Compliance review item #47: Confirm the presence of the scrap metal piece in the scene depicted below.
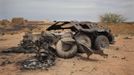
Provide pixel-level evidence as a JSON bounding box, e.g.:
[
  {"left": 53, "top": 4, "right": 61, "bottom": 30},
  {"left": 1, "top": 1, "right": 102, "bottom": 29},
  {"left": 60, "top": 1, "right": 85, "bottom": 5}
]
[{"left": 21, "top": 48, "right": 56, "bottom": 70}]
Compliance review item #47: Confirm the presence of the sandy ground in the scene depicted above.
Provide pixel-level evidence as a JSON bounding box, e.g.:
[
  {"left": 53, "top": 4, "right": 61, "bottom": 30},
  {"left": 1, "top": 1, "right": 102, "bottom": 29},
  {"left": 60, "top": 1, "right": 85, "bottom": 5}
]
[{"left": 0, "top": 33, "right": 134, "bottom": 75}]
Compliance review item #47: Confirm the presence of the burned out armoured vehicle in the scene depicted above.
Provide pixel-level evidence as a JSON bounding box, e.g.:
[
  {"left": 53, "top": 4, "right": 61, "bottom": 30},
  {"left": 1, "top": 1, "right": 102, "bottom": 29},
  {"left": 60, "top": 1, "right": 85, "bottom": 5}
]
[{"left": 21, "top": 21, "right": 114, "bottom": 58}]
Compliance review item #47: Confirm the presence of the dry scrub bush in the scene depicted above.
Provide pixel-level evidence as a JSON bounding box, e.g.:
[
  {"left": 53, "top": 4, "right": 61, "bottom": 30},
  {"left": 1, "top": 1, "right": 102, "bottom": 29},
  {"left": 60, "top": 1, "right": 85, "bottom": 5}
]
[{"left": 100, "top": 13, "right": 126, "bottom": 23}]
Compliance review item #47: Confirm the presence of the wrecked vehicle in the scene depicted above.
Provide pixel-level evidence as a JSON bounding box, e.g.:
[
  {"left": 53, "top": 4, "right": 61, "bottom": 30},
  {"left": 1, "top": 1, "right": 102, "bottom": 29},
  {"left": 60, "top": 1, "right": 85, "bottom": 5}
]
[{"left": 21, "top": 21, "right": 114, "bottom": 58}]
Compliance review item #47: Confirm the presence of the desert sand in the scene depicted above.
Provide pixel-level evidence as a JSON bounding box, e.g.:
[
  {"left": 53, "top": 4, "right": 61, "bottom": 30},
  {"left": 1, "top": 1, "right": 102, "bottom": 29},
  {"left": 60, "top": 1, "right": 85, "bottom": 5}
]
[{"left": 0, "top": 32, "right": 134, "bottom": 75}]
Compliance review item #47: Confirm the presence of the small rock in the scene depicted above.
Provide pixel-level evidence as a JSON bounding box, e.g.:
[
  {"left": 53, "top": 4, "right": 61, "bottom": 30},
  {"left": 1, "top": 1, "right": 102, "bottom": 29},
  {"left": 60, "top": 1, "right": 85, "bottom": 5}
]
[
  {"left": 123, "top": 37, "right": 132, "bottom": 39},
  {"left": 115, "top": 47, "right": 120, "bottom": 50},
  {"left": 0, "top": 60, "right": 12, "bottom": 66},
  {"left": 2, "top": 32, "right": 5, "bottom": 35},
  {"left": 73, "top": 63, "right": 75, "bottom": 66},
  {"left": 112, "top": 56, "right": 118, "bottom": 58},
  {"left": 121, "top": 57, "right": 126, "bottom": 60},
  {"left": 1, "top": 57, "right": 7, "bottom": 59},
  {"left": 70, "top": 71, "right": 74, "bottom": 75}
]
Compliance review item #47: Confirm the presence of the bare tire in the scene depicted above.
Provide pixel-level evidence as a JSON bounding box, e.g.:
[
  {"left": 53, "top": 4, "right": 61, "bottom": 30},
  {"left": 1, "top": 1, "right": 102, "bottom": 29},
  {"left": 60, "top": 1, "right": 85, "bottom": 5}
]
[
  {"left": 56, "top": 38, "right": 77, "bottom": 58},
  {"left": 94, "top": 35, "right": 109, "bottom": 50},
  {"left": 75, "top": 34, "right": 91, "bottom": 53}
]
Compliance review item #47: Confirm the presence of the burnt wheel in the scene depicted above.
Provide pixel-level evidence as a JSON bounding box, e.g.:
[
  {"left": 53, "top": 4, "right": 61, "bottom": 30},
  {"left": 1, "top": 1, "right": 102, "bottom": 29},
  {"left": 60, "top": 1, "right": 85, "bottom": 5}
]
[
  {"left": 75, "top": 34, "right": 91, "bottom": 53},
  {"left": 56, "top": 38, "right": 77, "bottom": 58},
  {"left": 94, "top": 35, "right": 109, "bottom": 50}
]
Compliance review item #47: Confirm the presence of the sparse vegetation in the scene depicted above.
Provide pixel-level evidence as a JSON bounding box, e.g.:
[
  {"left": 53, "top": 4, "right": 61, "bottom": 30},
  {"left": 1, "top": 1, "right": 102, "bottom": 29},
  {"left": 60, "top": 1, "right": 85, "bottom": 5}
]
[
  {"left": 1, "top": 19, "right": 10, "bottom": 25},
  {"left": 100, "top": 13, "right": 126, "bottom": 23}
]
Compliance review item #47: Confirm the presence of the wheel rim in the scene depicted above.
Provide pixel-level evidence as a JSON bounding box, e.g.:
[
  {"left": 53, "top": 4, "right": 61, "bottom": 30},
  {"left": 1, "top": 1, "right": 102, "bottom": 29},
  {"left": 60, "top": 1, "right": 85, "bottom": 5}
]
[
  {"left": 61, "top": 41, "right": 74, "bottom": 51},
  {"left": 100, "top": 37, "right": 109, "bottom": 49}
]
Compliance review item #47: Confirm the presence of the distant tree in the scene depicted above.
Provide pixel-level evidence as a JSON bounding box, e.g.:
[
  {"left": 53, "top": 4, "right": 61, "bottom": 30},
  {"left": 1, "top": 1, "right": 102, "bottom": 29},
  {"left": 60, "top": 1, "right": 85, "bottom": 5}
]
[{"left": 100, "top": 13, "right": 126, "bottom": 23}]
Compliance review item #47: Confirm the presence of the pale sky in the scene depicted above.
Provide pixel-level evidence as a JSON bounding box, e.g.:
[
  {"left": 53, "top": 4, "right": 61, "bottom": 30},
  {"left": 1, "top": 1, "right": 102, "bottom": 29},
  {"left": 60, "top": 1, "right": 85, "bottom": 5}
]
[{"left": 0, "top": 0, "right": 134, "bottom": 21}]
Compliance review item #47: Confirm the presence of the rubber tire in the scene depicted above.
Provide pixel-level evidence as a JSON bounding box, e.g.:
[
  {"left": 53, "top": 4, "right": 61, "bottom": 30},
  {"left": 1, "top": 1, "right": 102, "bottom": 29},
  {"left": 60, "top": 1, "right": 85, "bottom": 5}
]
[
  {"left": 56, "top": 38, "right": 77, "bottom": 58},
  {"left": 75, "top": 34, "right": 91, "bottom": 53},
  {"left": 94, "top": 35, "right": 109, "bottom": 50}
]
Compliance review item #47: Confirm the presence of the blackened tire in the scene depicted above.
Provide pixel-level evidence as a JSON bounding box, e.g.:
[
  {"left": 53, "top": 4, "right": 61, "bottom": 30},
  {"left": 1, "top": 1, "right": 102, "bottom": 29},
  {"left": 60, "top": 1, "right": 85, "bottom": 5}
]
[
  {"left": 94, "top": 35, "right": 109, "bottom": 50},
  {"left": 75, "top": 34, "right": 91, "bottom": 53},
  {"left": 56, "top": 38, "right": 77, "bottom": 58}
]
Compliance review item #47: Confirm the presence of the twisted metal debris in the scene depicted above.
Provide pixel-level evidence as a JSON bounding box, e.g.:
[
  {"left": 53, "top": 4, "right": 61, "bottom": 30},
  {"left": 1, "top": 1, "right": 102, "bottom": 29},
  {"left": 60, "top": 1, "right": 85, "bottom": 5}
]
[
  {"left": 20, "top": 32, "right": 57, "bottom": 70},
  {"left": 21, "top": 50, "right": 56, "bottom": 70}
]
